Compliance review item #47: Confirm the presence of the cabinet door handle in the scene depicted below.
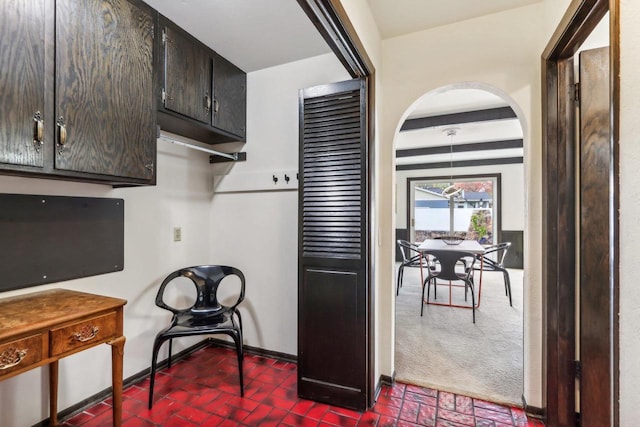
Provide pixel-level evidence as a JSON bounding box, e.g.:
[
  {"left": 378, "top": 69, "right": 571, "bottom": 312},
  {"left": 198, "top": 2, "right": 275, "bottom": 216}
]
[
  {"left": 205, "top": 94, "right": 212, "bottom": 111},
  {"left": 56, "top": 116, "right": 67, "bottom": 154},
  {"left": 33, "top": 111, "right": 44, "bottom": 151},
  {"left": 56, "top": 117, "right": 67, "bottom": 145},
  {"left": 213, "top": 99, "right": 219, "bottom": 114}
]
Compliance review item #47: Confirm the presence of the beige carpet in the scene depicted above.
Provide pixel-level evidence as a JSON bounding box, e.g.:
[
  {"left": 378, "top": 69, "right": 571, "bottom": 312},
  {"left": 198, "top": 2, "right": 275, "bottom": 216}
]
[{"left": 394, "top": 264, "right": 524, "bottom": 406}]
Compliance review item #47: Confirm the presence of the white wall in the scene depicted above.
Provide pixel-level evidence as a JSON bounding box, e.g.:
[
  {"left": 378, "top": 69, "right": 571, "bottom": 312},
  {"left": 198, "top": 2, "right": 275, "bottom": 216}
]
[
  {"left": 208, "top": 53, "right": 350, "bottom": 355},
  {"left": 0, "top": 52, "right": 349, "bottom": 427},
  {"left": 618, "top": 1, "right": 640, "bottom": 423},
  {"left": 396, "top": 164, "right": 525, "bottom": 231},
  {"left": 376, "top": 2, "right": 559, "bottom": 409},
  {"left": 0, "top": 140, "right": 216, "bottom": 427},
  {"left": 336, "top": 0, "right": 384, "bottom": 388}
]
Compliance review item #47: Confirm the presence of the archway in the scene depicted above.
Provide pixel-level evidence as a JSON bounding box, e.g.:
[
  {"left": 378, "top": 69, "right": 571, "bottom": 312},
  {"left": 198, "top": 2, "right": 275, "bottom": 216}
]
[{"left": 393, "top": 82, "right": 528, "bottom": 405}]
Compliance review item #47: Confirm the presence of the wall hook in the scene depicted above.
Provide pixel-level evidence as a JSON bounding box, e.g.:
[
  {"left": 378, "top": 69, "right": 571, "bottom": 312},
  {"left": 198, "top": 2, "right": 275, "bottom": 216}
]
[
  {"left": 284, "top": 174, "right": 290, "bottom": 183},
  {"left": 273, "top": 175, "right": 278, "bottom": 184}
]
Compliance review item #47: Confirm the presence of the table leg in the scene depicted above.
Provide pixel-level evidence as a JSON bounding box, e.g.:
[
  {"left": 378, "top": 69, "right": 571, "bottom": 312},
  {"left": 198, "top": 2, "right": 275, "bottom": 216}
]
[
  {"left": 49, "top": 360, "right": 59, "bottom": 426},
  {"left": 109, "top": 336, "right": 126, "bottom": 427}
]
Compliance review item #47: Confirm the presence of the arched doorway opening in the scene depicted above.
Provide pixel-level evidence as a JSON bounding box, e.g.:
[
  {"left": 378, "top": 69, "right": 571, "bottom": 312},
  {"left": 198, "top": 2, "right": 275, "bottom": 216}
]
[{"left": 393, "top": 82, "right": 527, "bottom": 405}]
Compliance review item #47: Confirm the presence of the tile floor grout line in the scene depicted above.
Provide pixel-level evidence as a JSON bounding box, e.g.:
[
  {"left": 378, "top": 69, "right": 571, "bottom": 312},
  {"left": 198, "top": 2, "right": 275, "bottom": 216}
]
[{"left": 59, "top": 346, "right": 540, "bottom": 427}]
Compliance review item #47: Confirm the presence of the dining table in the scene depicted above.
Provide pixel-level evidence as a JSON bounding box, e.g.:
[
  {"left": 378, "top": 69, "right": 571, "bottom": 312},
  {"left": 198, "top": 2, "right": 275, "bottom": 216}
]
[{"left": 417, "top": 239, "right": 486, "bottom": 309}]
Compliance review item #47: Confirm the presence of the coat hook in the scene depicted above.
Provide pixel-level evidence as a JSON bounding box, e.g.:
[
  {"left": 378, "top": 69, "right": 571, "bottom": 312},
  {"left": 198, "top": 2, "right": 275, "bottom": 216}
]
[
  {"left": 284, "top": 174, "right": 290, "bottom": 183},
  {"left": 273, "top": 175, "right": 278, "bottom": 184}
]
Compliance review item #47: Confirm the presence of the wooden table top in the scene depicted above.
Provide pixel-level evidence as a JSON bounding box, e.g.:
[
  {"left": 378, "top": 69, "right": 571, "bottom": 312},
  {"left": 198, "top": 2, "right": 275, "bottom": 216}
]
[{"left": 0, "top": 289, "right": 127, "bottom": 341}]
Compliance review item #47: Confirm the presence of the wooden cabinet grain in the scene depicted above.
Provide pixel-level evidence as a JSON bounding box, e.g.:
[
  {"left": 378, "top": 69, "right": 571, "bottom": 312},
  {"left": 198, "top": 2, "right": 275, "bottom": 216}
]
[
  {"left": 162, "top": 23, "right": 212, "bottom": 124},
  {"left": 213, "top": 54, "right": 246, "bottom": 139},
  {"left": 0, "top": 0, "right": 46, "bottom": 169},
  {"left": 0, "top": 0, "right": 157, "bottom": 185},
  {"left": 158, "top": 17, "right": 246, "bottom": 144}
]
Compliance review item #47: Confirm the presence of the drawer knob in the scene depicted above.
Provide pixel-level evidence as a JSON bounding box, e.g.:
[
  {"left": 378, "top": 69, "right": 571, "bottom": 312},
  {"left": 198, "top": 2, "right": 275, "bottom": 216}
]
[
  {"left": 72, "top": 325, "right": 100, "bottom": 342},
  {"left": 0, "top": 347, "right": 28, "bottom": 370}
]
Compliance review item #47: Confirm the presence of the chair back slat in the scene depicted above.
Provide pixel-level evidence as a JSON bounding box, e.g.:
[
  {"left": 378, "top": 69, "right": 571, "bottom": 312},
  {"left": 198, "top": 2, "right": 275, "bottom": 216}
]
[
  {"left": 156, "top": 265, "right": 246, "bottom": 316},
  {"left": 481, "top": 242, "right": 511, "bottom": 268},
  {"left": 425, "top": 249, "right": 476, "bottom": 281},
  {"left": 397, "top": 239, "right": 420, "bottom": 263}
]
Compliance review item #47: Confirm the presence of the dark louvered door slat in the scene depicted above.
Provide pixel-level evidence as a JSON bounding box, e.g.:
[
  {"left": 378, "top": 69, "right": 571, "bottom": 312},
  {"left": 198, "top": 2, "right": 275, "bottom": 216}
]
[{"left": 298, "top": 79, "right": 370, "bottom": 410}]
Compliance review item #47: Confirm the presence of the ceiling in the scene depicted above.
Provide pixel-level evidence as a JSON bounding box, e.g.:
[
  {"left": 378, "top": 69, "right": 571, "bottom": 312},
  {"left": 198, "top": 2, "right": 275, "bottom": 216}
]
[
  {"left": 367, "top": 0, "right": 544, "bottom": 39},
  {"left": 395, "top": 89, "right": 523, "bottom": 169},
  {"left": 142, "top": 0, "right": 331, "bottom": 72},
  {"left": 143, "top": 1, "right": 546, "bottom": 72},
  {"left": 144, "top": 1, "right": 529, "bottom": 169}
]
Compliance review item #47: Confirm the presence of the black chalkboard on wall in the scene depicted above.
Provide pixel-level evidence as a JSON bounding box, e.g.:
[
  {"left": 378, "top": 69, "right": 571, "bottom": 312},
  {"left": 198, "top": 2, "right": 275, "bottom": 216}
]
[{"left": 0, "top": 194, "right": 124, "bottom": 292}]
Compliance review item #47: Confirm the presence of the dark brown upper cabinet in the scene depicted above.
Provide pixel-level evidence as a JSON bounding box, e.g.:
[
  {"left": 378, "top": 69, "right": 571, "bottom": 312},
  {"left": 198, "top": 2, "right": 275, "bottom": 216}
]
[
  {"left": 162, "top": 23, "right": 212, "bottom": 125},
  {"left": 0, "top": 0, "right": 157, "bottom": 185},
  {"left": 158, "top": 16, "right": 246, "bottom": 144},
  {"left": 213, "top": 54, "right": 247, "bottom": 139},
  {"left": 0, "top": 0, "right": 46, "bottom": 170}
]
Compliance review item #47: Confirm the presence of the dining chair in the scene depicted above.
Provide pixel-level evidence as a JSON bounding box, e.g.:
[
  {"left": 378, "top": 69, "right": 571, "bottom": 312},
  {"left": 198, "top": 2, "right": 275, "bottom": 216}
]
[
  {"left": 474, "top": 242, "right": 512, "bottom": 306},
  {"left": 148, "top": 265, "right": 245, "bottom": 409},
  {"left": 421, "top": 249, "right": 478, "bottom": 323},
  {"left": 396, "top": 240, "right": 430, "bottom": 295}
]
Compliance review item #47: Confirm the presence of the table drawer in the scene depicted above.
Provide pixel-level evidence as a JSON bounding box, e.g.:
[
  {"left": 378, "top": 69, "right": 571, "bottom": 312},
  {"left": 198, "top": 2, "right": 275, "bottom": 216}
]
[
  {"left": 0, "top": 334, "right": 43, "bottom": 378},
  {"left": 51, "top": 312, "right": 117, "bottom": 356}
]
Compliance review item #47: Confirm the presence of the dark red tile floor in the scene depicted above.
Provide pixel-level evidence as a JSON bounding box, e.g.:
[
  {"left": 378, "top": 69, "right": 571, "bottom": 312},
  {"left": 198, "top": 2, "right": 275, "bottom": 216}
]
[{"left": 62, "top": 346, "right": 544, "bottom": 427}]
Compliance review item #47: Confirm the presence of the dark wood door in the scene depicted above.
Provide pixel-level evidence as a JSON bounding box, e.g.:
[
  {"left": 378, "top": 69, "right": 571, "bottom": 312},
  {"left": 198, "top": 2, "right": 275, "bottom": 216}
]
[
  {"left": 55, "top": 0, "right": 156, "bottom": 180},
  {"left": 579, "top": 46, "right": 612, "bottom": 427},
  {"left": 298, "top": 79, "right": 370, "bottom": 411},
  {"left": 162, "top": 23, "right": 212, "bottom": 125},
  {"left": 0, "top": 0, "right": 46, "bottom": 168},
  {"left": 213, "top": 54, "right": 246, "bottom": 139}
]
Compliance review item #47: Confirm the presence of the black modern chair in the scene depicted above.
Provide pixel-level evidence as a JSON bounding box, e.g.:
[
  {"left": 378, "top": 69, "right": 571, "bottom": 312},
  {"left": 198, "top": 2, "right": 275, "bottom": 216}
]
[
  {"left": 474, "top": 242, "right": 512, "bottom": 306},
  {"left": 396, "top": 240, "right": 430, "bottom": 295},
  {"left": 421, "top": 249, "right": 478, "bottom": 323},
  {"left": 148, "top": 265, "right": 245, "bottom": 409}
]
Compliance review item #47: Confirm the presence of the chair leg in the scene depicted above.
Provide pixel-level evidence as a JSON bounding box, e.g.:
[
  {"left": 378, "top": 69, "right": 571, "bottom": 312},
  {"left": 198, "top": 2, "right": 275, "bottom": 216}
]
[
  {"left": 149, "top": 336, "right": 166, "bottom": 409},
  {"left": 396, "top": 265, "right": 404, "bottom": 296},
  {"left": 229, "top": 330, "right": 244, "bottom": 397},
  {"left": 469, "top": 281, "right": 476, "bottom": 324},
  {"left": 504, "top": 270, "right": 512, "bottom": 306},
  {"left": 235, "top": 310, "right": 244, "bottom": 336},
  {"left": 167, "top": 339, "right": 173, "bottom": 369}
]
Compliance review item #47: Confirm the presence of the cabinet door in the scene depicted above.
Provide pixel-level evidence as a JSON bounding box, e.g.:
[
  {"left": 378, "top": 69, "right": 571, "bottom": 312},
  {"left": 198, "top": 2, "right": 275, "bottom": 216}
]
[
  {"left": 163, "top": 25, "right": 212, "bottom": 124},
  {"left": 0, "top": 0, "right": 46, "bottom": 168},
  {"left": 213, "top": 55, "right": 246, "bottom": 139},
  {"left": 55, "top": 0, "right": 155, "bottom": 180}
]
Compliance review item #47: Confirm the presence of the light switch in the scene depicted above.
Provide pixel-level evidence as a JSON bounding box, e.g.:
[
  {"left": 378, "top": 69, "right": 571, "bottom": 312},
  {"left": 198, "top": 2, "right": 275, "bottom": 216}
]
[{"left": 173, "top": 227, "right": 182, "bottom": 242}]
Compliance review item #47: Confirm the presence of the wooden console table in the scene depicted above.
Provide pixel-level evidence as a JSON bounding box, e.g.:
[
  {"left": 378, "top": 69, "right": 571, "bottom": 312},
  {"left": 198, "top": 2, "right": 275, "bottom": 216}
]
[{"left": 0, "top": 289, "right": 127, "bottom": 426}]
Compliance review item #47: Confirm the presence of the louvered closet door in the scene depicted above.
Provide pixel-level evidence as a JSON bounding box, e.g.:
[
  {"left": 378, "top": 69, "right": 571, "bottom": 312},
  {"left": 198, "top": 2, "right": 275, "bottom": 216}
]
[{"left": 298, "top": 79, "right": 370, "bottom": 410}]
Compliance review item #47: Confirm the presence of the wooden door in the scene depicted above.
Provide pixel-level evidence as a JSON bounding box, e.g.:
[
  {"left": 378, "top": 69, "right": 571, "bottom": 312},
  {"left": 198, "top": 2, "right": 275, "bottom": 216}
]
[
  {"left": 298, "top": 79, "right": 370, "bottom": 411},
  {"left": 162, "top": 23, "right": 212, "bottom": 125},
  {"left": 0, "top": 0, "right": 46, "bottom": 168},
  {"left": 579, "top": 46, "right": 612, "bottom": 427},
  {"left": 213, "top": 54, "right": 246, "bottom": 139},
  {"left": 55, "top": 0, "right": 156, "bottom": 180}
]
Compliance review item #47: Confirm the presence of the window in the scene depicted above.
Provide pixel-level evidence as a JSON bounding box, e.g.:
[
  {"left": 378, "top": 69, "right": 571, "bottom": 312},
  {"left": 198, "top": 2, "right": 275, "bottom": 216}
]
[{"left": 409, "top": 176, "right": 498, "bottom": 244}]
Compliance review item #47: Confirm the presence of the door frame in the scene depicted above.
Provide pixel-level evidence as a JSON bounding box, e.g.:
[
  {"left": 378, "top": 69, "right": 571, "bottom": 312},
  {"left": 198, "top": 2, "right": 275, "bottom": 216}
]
[
  {"left": 542, "top": 0, "right": 619, "bottom": 424},
  {"left": 296, "top": 0, "right": 377, "bottom": 407}
]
